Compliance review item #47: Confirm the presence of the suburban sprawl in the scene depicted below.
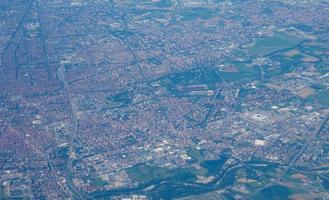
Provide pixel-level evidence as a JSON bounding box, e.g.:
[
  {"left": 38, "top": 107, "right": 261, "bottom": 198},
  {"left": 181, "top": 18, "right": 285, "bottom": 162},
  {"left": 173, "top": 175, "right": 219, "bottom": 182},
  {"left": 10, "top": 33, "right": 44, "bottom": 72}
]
[{"left": 0, "top": 0, "right": 329, "bottom": 199}]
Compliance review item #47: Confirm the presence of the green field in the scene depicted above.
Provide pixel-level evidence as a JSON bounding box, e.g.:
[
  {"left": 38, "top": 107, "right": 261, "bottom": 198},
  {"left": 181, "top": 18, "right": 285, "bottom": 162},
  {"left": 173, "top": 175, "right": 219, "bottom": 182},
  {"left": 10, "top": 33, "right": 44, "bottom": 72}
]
[
  {"left": 187, "top": 148, "right": 209, "bottom": 163},
  {"left": 312, "top": 90, "right": 329, "bottom": 107},
  {"left": 178, "top": 8, "right": 214, "bottom": 21},
  {"left": 248, "top": 32, "right": 302, "bottom": 56},
  {"left": 126, "top": 163, "right": 196, "bottom": 183},
  {"left": 90, "top": 177, "right": 108, "bottom": 187},
  {"left": 246, "top": 185, "right": 305, "bottom": 200},
  {"left": 0, "top": 188, "right": 6, "bottom": 200},
  {"left": 175, "top": 190, "right": 223, "bottom": 200}
]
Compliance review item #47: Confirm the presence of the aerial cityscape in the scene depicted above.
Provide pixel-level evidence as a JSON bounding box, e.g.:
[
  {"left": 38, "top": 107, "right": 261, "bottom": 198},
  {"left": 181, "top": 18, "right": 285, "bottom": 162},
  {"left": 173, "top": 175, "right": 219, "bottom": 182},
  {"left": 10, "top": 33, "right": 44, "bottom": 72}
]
[{"left": 0, "top": 0, "right": 329, "bottom": 199}]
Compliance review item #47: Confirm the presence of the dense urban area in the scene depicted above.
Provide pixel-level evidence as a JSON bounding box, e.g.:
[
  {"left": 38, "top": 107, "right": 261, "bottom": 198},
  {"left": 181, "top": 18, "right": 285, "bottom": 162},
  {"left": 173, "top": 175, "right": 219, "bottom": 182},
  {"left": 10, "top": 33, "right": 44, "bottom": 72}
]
[{"left": 0, "top": 0, "right": 329, "bottom": 199}]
